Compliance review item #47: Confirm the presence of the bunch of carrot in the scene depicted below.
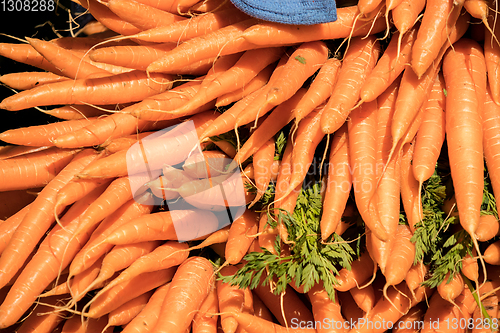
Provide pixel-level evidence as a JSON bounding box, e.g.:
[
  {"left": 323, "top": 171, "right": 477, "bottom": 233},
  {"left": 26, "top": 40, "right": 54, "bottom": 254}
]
[{"left": 0, "top": 0, "right": 500, "bottom": 332}]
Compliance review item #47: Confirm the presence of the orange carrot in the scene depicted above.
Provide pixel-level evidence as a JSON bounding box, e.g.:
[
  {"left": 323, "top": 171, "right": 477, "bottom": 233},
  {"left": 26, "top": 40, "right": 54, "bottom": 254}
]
[
  {"left": 192, "top": 280, "right": 218, "bottom": 333},
  {"left": 231, "top": 311, "right": 316, "bottom": 333},
  {"left": 121, "top": 282, "right": 171, "bottom": 333},
  {"left": 320, "top": 123, "right": 351, "bottom": 240},
  {"left": 485, "top": 9, "right": 500, "bottom": 105},
  {"left": 321, "top": 36, "right": 380, "bottom": 134},
  {"left": 476, "top": 214, "right": 499, "bottom": 242},
  {"left": 105, "top": 290, "right": 154, "bottom": 331},
  {"left": 484, "top": 240, "right": 500, "bottom": 265},
  {"left": 482, "top": 86, "right": 500, "bottom": 207},
  {"left": 0, "top": 146, "right": 77, "bottom": 192},
  {"left": 349, "top": 283, "right": 376, "bottom": 315},
  {"left": 0, "top": 204, "right": 31, "bottom": 255},
  {"left": 240, "top": 6, "right": 386, "bottom": 46},
  {"left": 0, "top": 70, "right": 173, "bottom": 111},
  {"left": 225, "top": 210, "right": 259, "bottom": 265},
  {"left": 0, "top": 117, "right": 95, "bottom": 147},
  {"left": 392, "top": 0, "right": 426, "bottom": 35},
  {"left": 40, "top": 104, "right": 111, "bottom": 120},
  {"left": 443, "top": 38, "right": 486, "bottom": 236},
  {"left": 0, "top": 43, "right": 66, "bottom": 75},
  {"left": 13, "top": 296, "right": 65, "bottom": 333},
  {"left": 335, "top": 251, "right": 375, "bottom": 292},
  {"left": 153, "top": 257, "right": 214, "bottom": 333},
  {"left": 0, "top": 71, "right": 68, "bottom": 90},
  {"left": 392, "top": 303, "right": 425, "bottom": 333},
  {"left": 0, "top": 148, "right": 98, "bottom": 289},
  {"left": 251, "top": 138, "right": 275, "bottom": 206},
  {"left": 308, "top": 284, "right": 346, "bottom": 333}
]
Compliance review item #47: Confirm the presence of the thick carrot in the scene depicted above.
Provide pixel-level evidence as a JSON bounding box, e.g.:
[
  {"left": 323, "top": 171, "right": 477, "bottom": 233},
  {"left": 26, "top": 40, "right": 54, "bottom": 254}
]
[
  {"left": 443, "top": 38, "right": 486, "bottom": 236},
  {"left": 349, "top": 283, "right": 376, "bottom": 314},
  {"left": 86, "top": 267, "right": 177, "bottom": 318},
  {"left": 476, "top": 214, "right": 499, "bottom": 242},
  {"left": 105, "top": 290, "right": 154, "bottom": 331},
  {"left": 26, "top": 37, "right": 111, "bottom": 79},
  {"left": 392, "top": 0, "right": 426, "bottom": 35},
  {"left": 132, "top": 6, "right": 251, "bottom": 43},
  {"left": 13, "top": 296, "right": 66, "bottom": 333},
  {"left": 0, "top": 70, "right": 173, "bottom": 111},
  {"left": 320, "top": 123, "right": 351, "bottom": 240},
  {"left": 321, "top": 36, "right": 380, "bottom": 134},
  {"left": 0, "top": 185, "right": 106, "bottom": 328},
  {"left": 152, "top": 257, "right": 214, "bottom": 333},
  {"left": 485, "top": 9, "right": 500, "bottom": 105},
  {"left": 252, "top": 292, "right": 274, "bottom": 322},
  {"left": 294, "top": 57, "right": 341, "bottom": 123},
  {"left": 405, "top": 262, "right": 428, "bottom": 296},
  {"left": 121, "top": 282, "right": 171, "bottom": 333},
  {"left": 0, "top": 148, "right": 98, "bottom": 289},
  {"left": 146, "top": 19, "right": 260, "bottom": 73},
  {"left": 438, "top": 272, "right": 464, "bottom": 305},
  {"left": 411, "top": 0, "right": 464, "bottom": 77},
  {"left": 100, "top": 209, "right": 220, "bottom": 244},
  {"left": 337, "top": 290, "right": 365, "bottom": 325},
  {"left": 0, "top": 117, "right": 95, "bottom": 147},
  {"left": 225, "top": 210, "right": 259, "bottom": 265},
  {"left": 89, "top": 43, "right": 176, "bottom": 71},
  {"left": 0, "top": 204, "right": 30, "bottom": 255},
  {"left": 359, "top": 24, "right": 418, "bottom": 103},
  {"left": 0, "top": 146, "right": 78, "bottom": 192},
  {"left": 392, "top": 303, "right": 425, "bottom": 333},
  {"left": 308, "top": 284, "right": 346, "bottom": 333},
  {"left": 0, "top": 71, "right": 68, "bottom": 90},
  {"left": 0, "top": 43, "right": 66, "bottom": 75},
  {"left": 484, "top": 240, "right": 500, "bottom": 265},
  {"left": 192, "top": 282, "right": 218, "bottom": 333},
  {"left": 231, "top": 311, "right": 317, "bottom": 333},
  {"left": 240, "top": 6, "right": 386, "bottom": 46},
  {"left": 461, "top": 250, "right": 479, "bottom": 282},
  {"left": 348, "top": 100, "right": 387, "bottom": 241}
]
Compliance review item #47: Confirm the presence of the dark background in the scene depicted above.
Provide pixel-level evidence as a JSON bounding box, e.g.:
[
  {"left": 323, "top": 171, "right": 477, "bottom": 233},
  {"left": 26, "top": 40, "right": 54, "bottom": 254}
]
[{"left": 0, "top": 1, "right": 91, "bottom": 137}]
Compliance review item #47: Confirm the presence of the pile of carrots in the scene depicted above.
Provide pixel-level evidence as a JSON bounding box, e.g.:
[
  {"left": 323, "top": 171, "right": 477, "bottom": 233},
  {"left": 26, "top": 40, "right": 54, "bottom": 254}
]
[{"left": 1, "top": 0, "right": 500, "bottom": 332}]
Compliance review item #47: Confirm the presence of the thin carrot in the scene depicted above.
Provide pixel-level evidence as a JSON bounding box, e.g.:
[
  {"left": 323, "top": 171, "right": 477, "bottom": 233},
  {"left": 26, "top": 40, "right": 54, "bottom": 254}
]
[
  {"left": 240, "top": 6, "right": 386, "bottom": 46},
  {"left": 146, "top": 19, "right": 259, "bottom": 73},
  {"left": 334, "top": 251, "right": 375, "bottom": 292},
  {"left": 225, "top": 210, "right": 259, "bottom": 265},
  {"left": 132, "top": 6, "right": 251, "bottom": 43},
  {"left": 0, "top": 148, "right": 98, "bottom": 289},
  {"left": 0, "top": 117, "right": 96, "bottom": 147},
  {"left": 349, "top": 283, "right": 376, "bottom": 315},
  {"left": 192, "top": 282, "right": 218, "bottom": 333},
  {"left": 231, "top": 311, "right": 316, "bottom": 333},
  {"left": 40, "top": 104, "right": 111, "bottom": 120},
  {"left": 0, "top": 70, "right": 173, "bottom": 111},
  {"left": 337, "top": 290, "right": 365, "bottom": 325},
  {"left": 13, "top": 296, "right": 66, "bottom": 333},
  {"left": 485, "top": 8, "right": 500, "bottom": 105},
  {"left": 251, "top": 138, "right": 275, "bottom": 207},
  {"left": 0, "top": 71, "right": 68, "bottom": 90},
  {"left": 0, "top": 43, "right": 66, "bottom": 76},
  {"left": 121, "top": 282, "right": 171, "bottom": 333},
  {"left": 152, "top": 257, "right": 214, "bottom": 333},
  {"left": 104, "top": 290, "right": 154, "bottom": 331},
  {"left": 0, "top": 204, "right": 31, "bottom": 255},
  {"left": 321, "top": 36, "right": 380, "bottom": 134},
  {"left": 405, "top": 262, "right": 428, "bottom": 296},
  {"left": 482, "top": 86, "right": 500, "bottom": 207}
]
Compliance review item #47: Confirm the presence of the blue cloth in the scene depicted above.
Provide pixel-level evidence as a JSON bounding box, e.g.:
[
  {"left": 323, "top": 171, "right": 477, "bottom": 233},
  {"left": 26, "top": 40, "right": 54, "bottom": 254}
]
[{"left": 230, "top": 0, "right": 337, "bottom": 25}]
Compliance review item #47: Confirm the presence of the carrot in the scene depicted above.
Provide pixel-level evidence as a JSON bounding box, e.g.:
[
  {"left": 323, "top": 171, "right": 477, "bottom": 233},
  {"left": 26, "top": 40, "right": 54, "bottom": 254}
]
[
  {"left": 485, "top": 9, "right": 500, "bottom": 105},
  {"left": 105, "top": 290, "right": 154, "bottom": 331},
  {"left": 252, "top": 293, "right": 274, "bottom": 322},
  {"left": 0, "top": 43, "right": 66, "bottom": 75},
  {"left": 348, "top": 100, "right": 387, "bottom": 241},
  {"left": 107, "top": 0, "right": 186, "bottom": 31},
  {"left": 25, "top": 37, "right": 111, "bottom": 79},
  {"left": 359, "top": 24, "right": 418, "bottom": 103},
  {"left": 225, "top": 210, "right": 259, "bottom": 265},
  {"left": 335, "top": 251, "right": 375, "bottom": 292},
  {"left": 152, "top": 257, "right": 214, "bottom": 333},
  {"left": 90, "top": 241, "right": 189, "bottom": 308},
  {"left": 0, "top": 146, "right": 78, "bottom": 192},
  {"left": 443, "top": 38, "right": 487, "bottom": 237},
  {"left": 0, "top": 184, "right": 106, "bottom": 328},
  {"left": 230, "top": 311, "right": 317, "bottom": 333},
  {"left": 392, "top": 303, "right": 425, "bottom": 333},
  {"left": 337, "top": 291, "right": 365, "bottom": 325},
  {"left": 358, "top": 0, "right": 384, "bottom": 15},
  {"left": 0, "top": 117, "right": 95, "bottom": 147},
  {"left": 183, "top": 150, "right": 231, "bottom": 179},
  {"left": 411, "top": 0, "right": 465, "bottom": 78},
  {"left": 476, "top": 214, "right": 499, "bottom": 242},
  {"left": 484, "top": 240, "right": 500, "bottom": 265},
  {"left": 121, "top": 282, "right": 171, "bottom": 333},
  {"left": 0, "top": 204, "right": 31, "bottom": 255},
  {"left": 321, "top": 35, "right": 380, "bottom": 134},
  {"left": 101, "top": 132, "right": 153, "bottom": 155},
  {"left": 0, "top": 145, "right": 51, "bottom": 160},
  {"left": 68, "top": 198, "right": 153, "bottom": 278},
  {"left": 251, "top": 138, "right": 275, "bottom": 207},
  {"left": 53, "top": 112, "right": 176, "bottom": 149},
  {"left": 146, "top": 19, "right": 259, "bottom": 73},
  {"left": 89, "top": 43, "right": 176, "bottom": 71},
  {"left": 240, "top": 6, "right": 386, "bottom": 47},
  {"left": 40, "top": 104, "right": 111, "bottom": 120},
  {"left": 99, "top": 209, "right": 220, "bottom": 244},
  {"left": 294, "top": 57, "right": 341, "bottom": 124},
  {"left": 258, "top": 210, "right": 279, "bottom": 255},
  {"left": 215, "top": 63, "right": 275, "bottom": 107},
  {"left": 392, "top": 0, "right": 426, "bottom": 36},
  {"left": 405, "top": 262, "right": 428, "bottom": 296},
  {"left": 73, "top": 240, "right": 161, "bottom": 308},
  {"left": 253, "top": 277, "right": 314, "bottom": 327},
  {"left": 382, "top": 225, "right": 415, "bottom": 305},
  {"left": 232, "top": 88, "right": 307, "bottom": 165},
  {"left": 0, "top": 71, "right": 68, "bottom": 90},
  {"left": 320, "top": 123, "right": 351, "bottom": 240},
  {"left": 307, "top": 284, "right": 346, "bottom": 333},
  {"left": 0, "top": 148, "right": 97, "bottom": 289},
  {"left": 438, "top": 272, "right": 464, "bottom": 306},
  {"left": 132, "top": 6, "right": 251, "bottom": 43},
  {"left": 412, "top": 72, "right": 446, "bottom": 186},
  {"left": 217, "top": 265, "right": 254, "bottom": 333},
  {"left": 191, "top": 279, "right": 218, "bottom": 333},
  {"left": 0, "top": 70, "right": 173, "bottom": 111},
  {"left": 86, "top": 267, "right": 177, "bottom": 318},
  {"left": 461, "top": 250, "right": 479, "bottom": 282},
  {"left": 74, "top": 0, "right": 141, "bottom": 35},
  {"left": 0, "top": 188, "right": 36, "bottom": 221},
  {"left": 13, "top": 296, "right": 66, "bottom": 333},
  {"left": 482, "top": 86, "right": 500, "bottom": 207}
]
